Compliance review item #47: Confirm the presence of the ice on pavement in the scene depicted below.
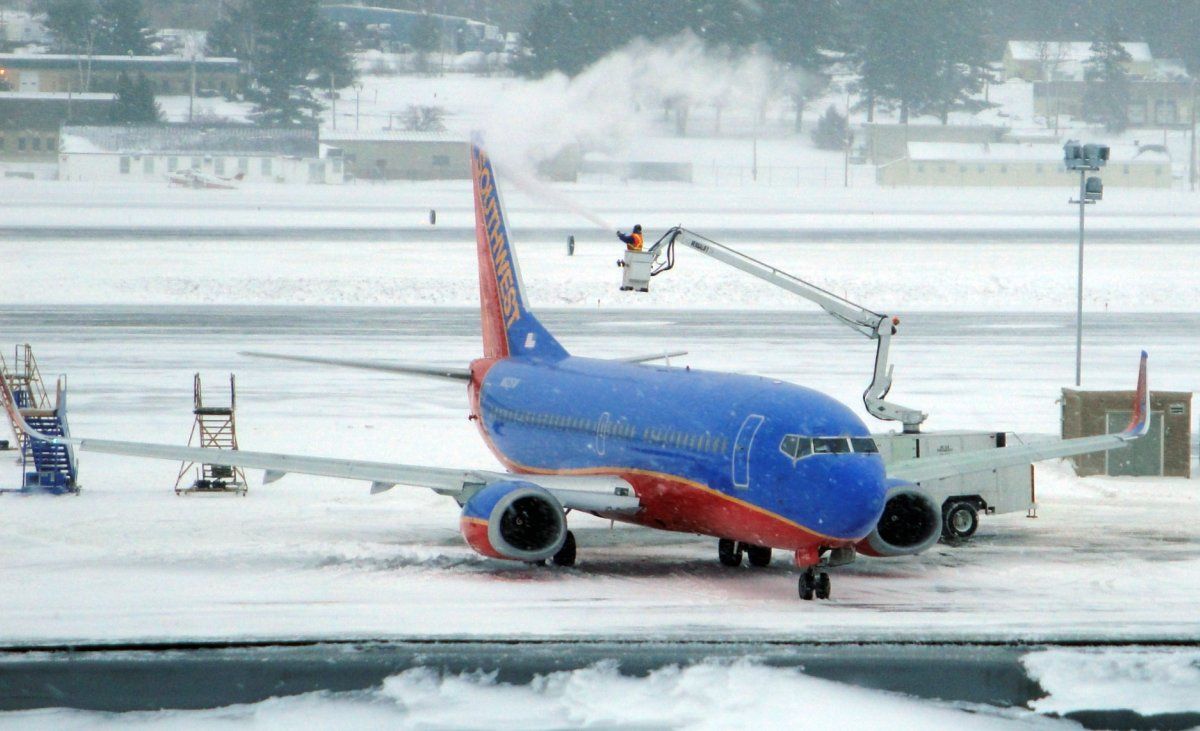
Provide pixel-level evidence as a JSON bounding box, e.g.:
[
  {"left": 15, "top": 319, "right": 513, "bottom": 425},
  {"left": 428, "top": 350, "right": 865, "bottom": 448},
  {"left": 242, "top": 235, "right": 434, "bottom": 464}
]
[{"left": 0, "top": 660, "right": 1076, "bottom": 730}]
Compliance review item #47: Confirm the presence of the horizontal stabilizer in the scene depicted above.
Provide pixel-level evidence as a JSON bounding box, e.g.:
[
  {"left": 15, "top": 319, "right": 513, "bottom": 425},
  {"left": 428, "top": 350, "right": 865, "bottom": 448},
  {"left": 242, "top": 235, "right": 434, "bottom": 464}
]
[
  {"left": 241, "top": 352, "right": 470, "bottom": 381},
  {"left": 617, "top": 350, "right": 688, "bottom": 364}
]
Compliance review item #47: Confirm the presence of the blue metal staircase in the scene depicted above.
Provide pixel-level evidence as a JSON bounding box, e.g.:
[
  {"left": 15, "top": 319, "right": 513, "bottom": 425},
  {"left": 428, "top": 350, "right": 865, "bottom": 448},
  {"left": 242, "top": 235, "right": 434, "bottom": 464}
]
[
  {"left": 1, "top": 345, "right": 79, "bottom": 495},
  {"left": 22, "top": 409, "right": 78, "bottom": 494}
]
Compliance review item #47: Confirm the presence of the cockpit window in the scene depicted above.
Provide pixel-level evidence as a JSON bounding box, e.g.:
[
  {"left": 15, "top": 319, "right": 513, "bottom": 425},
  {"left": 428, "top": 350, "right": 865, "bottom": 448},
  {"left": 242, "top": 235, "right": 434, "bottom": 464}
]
[
  {"left": 813, "top": 437, "right": 851, "bottom": 454},
  {"left": 851, "top": 437, "right": 879, "bottom": 454},
  {"left": 780, "top": 434, "right": 878, "bottom": 461},
  {"left": 779, "top": 435, "right": 812, "bottom": 460}
]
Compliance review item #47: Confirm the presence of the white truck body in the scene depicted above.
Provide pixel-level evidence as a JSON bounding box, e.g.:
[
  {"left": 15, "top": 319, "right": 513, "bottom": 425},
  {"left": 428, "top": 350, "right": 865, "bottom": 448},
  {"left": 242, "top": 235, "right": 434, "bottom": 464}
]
[{"left": 873, "top": 430, "right": 1036, "bottom": 540}]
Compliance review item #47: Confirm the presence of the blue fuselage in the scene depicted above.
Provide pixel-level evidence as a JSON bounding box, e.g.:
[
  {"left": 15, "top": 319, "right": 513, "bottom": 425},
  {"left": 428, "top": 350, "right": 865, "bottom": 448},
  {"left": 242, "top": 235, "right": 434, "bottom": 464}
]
[{"left": 474, "top": 356, "right": 888, "bottom": 547}]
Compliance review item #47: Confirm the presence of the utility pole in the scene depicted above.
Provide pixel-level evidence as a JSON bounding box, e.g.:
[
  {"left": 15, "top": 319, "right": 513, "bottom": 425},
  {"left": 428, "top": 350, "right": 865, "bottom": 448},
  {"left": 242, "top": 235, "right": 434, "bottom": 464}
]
[
  {"left": 330, "top": 74, "right": 337, "bottom": 131},
  {"left": 188, "top": 55, "right": 196, "bottom": 123},
  {"left": 354, "top": 82, "right": 363, "bottom": 131},
  {"left": 1190, "top": 81, "right": 1196, "bottom": 191}
]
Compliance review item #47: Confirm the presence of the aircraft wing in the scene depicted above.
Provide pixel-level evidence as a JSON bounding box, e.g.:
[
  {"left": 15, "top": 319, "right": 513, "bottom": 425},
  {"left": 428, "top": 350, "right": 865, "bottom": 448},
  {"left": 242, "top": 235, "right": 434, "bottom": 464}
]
[
  {"left": 0, "top": 389, "right": 638, "bottom": 515},
  {"left": 241, "top": 351, "right": 471, "bottom": 381},
  {"left": 887, "top": 352, "right": 1150, "bottom": 484}
]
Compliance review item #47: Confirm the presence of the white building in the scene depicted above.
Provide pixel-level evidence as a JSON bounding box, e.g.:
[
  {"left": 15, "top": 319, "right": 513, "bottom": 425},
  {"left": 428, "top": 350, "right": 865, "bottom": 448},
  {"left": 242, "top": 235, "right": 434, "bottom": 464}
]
[
  {"left": 878, "top": 141, "right": 1171, "bottom": 188},
  {"left": 58, "top": 125, "right": 344, "bottom": 184},
  {"left": 0, "top": 10, "right": 50, "bottom": 46},
  {"left": 1002, "top": 40, "right": 1155, "bottom": 82}
]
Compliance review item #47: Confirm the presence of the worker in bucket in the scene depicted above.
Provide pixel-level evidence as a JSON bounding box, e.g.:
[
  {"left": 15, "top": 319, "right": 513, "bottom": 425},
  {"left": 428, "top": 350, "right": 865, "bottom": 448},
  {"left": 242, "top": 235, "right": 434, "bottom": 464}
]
[{"left": 617, "top": 224, "right": 644, "bottom": 252}]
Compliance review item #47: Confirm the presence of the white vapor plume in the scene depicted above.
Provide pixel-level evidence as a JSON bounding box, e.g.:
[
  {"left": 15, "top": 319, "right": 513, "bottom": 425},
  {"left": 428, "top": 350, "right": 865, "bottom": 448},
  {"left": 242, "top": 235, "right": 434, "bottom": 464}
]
[{"left": 480, "top": 32, "right": 807, "bottom": 230}]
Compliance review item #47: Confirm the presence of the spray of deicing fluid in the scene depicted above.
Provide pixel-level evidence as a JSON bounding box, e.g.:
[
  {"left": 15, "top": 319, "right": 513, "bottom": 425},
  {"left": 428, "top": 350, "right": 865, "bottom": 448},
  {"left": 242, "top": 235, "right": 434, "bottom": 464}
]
[
  {"left": 480, "top": 31, "right": 810, "bottom": 232},
  {"left": 492, "top": 159, "right": 613, "bottom": 232}
]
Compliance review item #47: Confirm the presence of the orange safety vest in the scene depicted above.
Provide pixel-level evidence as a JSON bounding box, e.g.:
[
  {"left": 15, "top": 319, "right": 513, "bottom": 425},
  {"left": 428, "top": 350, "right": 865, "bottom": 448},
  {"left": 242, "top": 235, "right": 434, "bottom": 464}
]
[{"left": 628, "top": 232, "right": 643, "bottom": 251}]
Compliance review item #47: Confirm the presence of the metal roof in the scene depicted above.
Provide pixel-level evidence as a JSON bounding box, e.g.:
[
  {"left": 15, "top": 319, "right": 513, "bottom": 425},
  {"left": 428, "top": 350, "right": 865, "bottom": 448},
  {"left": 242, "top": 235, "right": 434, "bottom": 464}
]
[
  {"left": 59, "top": 125, "right": 318, "bottom": 156},
  {"left": 0, "top": 53, "right": 238, "bottom": 72}
]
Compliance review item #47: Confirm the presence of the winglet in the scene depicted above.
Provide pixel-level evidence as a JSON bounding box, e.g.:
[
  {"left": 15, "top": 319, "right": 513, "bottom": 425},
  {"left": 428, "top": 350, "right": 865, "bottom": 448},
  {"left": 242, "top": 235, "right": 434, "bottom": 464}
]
[{"left": 1122, "top": 351, "right": 1150, "bottom": 438}]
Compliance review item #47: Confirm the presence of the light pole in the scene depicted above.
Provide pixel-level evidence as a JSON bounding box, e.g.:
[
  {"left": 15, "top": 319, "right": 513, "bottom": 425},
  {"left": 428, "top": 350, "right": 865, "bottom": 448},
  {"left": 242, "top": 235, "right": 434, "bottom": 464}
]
[
  {"left": 353, "top": 82, "right": 364, "bottom": 131},
  {"left": 1063, "top": 140, "right": 1108, "bottom": 387}
]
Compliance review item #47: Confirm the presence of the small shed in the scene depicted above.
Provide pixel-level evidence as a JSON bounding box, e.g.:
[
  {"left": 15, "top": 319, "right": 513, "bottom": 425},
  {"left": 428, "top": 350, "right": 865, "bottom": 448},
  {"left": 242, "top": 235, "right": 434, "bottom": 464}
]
[{"left": 1061, "top": 389, "right": 1192, "bottom": 477}]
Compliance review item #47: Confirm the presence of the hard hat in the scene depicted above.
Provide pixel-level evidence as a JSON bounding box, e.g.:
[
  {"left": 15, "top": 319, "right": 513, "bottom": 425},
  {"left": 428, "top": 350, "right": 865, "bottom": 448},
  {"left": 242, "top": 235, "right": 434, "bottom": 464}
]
[{"left": 633, "top": 224, "right": 642, "bottom": 233}]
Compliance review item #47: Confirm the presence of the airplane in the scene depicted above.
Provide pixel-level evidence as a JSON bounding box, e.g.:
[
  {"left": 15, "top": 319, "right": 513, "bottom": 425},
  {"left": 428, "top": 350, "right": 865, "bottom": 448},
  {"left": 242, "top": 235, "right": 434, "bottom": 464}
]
[
  {"left": 167, "top": 168, "right": 245, "bottom": 190},
  {"left": 2, "top": 139, "right": 1151, "bottom": 600}
]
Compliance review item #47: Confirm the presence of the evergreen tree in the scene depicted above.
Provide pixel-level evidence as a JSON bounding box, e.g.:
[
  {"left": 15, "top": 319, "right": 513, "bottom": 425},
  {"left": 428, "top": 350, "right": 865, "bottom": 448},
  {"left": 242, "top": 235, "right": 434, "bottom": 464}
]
[
  {"left": 40, "top": 0, "right": 100, "bottom": 90},
  {"left": 94, "top": 0, "right": 152, "bottom": 56},
  {"left": 811, "top": 105, "right": 850, "bottom": 149},
  {"left": 760, "top": 0, "right": 843, "bottom": 132},
  {"left": 409, "top": 13, "right": 441, "bottom": 74},
  {"left": 917, "top": 0, "right": 994, "bottom": 124},
  {"left": 209, "top": 0, "right": 355, "bottom": 126},
  {"left": 41, "top": 0, "right": 99, "bottom": 54},
  {"left": 108, "top": 71, "right": 161, "bottom": 123},
  {"left": 852, "top": 0, "right": 992, "bottom": 124},
  {"left": 851, "top": 0, "right": 938, "bottom": 123},
  {"left": 1083, "top": 22, "right": 1132, "bottom": 133}
]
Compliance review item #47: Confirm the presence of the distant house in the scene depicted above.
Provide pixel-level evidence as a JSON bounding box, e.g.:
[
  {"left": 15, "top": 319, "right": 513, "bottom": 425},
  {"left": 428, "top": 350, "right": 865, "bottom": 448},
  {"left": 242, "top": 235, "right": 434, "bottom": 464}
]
[
  {"left": 1034, "top": 78, "right": 1194, "bottom": 129},
  {"left": 320, "top": 131, "right": 579, "bottom": 182},
  {"left": 1002, "top": 41, "right": 1154, "bottom": 82},
  {"left": 0, "top": 53, "right": 239, "bottom": 95},
  {"left": 321, "top": 131, "right": 468, "bottom": 180},
  {"left": 58, "top": 125, "right": 344, "bottom": 184},
  {"left": 878, "top": 142, "right": 1170, "bottom": 188},
  {"left": 0, "top": 11, "right": 50, "bottom": 48},
  {"left": 1001, "top": 40, "right": 1194, "bottom": 129},
  {"left": 860, "top": 123, "right": 1009, "bottom": 166},
  {"left": 0, "top": 91, "right": 114, "bottom": 163}
]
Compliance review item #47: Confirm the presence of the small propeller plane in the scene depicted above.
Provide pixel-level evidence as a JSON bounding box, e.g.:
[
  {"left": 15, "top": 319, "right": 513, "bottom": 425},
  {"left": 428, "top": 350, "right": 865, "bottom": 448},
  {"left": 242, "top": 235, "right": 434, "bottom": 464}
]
[
  {"left": 3, "top": 140, "right": 1150, "bottom": 599},
  {"left": 167, "top": 168, "right": 245, "bottom": 190}
]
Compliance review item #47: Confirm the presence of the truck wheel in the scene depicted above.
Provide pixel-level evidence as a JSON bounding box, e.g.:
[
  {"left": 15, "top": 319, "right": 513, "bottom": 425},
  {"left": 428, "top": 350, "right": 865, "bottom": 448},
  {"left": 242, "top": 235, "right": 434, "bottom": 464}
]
[{"left": 942, "top": 502, "right": 979, "bottom": 543}]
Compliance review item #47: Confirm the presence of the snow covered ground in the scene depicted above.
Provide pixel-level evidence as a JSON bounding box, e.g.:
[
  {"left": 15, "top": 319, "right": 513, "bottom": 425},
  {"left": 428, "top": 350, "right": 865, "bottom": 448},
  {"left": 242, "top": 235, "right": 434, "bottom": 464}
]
[{"left": 0, "top": 176, "right": 1197, "bottom": 725}]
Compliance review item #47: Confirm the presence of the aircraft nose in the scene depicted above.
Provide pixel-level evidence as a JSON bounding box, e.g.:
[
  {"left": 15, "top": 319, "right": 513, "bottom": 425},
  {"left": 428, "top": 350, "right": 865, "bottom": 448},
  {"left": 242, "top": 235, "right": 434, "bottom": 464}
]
[{"left": 796, "top": 456, "right": 888, "bottom": 540}]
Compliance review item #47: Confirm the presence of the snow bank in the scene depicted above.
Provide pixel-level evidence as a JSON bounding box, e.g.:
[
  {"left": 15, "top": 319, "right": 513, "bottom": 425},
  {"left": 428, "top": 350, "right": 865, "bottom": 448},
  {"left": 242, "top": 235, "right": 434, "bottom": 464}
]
[
  {"left": 3, "top": 661, "right": 1062, "bottom": 729},
  {"left": 1023, "top": 648, "right": 1200, "bottom": 715}
]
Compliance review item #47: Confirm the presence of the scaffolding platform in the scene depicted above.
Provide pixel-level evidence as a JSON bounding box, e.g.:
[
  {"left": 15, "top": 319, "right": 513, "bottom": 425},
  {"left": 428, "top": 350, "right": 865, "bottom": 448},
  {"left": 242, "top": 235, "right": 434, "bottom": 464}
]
[
  {"left": 0, "top": 345, "right": 80, "bottom": 495},
  {"left": 175, "top": 373, "right": 248, "bottom": 496}
]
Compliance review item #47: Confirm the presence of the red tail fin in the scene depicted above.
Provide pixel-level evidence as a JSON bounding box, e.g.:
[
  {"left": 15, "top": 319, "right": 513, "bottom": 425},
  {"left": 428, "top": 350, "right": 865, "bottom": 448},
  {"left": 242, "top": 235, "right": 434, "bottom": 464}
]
[{"left": 470, "top": 139, "right": 566, "bottom": 361}]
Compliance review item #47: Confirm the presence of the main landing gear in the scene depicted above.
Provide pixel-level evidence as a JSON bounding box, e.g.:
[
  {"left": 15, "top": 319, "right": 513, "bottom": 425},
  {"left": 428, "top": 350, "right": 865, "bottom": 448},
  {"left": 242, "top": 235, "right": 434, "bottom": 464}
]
[
  {"left": 717, "top": 538, "right": 772, "bottom": 567},
  {"left": 551, "top": 530, "right": 577, "bottom": 567},
  {"left": 798, "top": 568, "right": 831, "bottom": 601}
]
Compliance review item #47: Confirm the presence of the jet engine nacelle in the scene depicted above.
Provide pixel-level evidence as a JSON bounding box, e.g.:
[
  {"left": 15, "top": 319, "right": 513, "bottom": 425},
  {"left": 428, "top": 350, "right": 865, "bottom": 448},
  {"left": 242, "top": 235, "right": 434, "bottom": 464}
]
[
  {"left": 460, "top": 480, "right": 567, "bottom": 562},
  {"left": 854, "top": 480, "right": 941, "bottom": 558}
]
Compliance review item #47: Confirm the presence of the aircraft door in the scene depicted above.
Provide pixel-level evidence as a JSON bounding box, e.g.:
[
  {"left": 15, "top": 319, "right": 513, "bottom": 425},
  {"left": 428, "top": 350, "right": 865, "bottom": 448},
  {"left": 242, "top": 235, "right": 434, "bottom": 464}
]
[
  {"left": 732, "top": 414, "right": 765, "bottom": 489},
  {"left": 595, "top": 411, "right": 611, "bottom": 456}
]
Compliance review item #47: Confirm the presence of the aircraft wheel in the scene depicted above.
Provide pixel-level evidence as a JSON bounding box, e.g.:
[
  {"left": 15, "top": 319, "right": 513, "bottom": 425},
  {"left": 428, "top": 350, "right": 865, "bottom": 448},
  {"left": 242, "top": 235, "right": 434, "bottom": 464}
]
[
  {"left": 552, "top": 530, "right": 577, "bottom": 567},
  {"left": 718, "top": 538, "right": 743, "bottom": 567},
  {"left": 815, "top": 572, "right": 831, "bottom": 600},
  {"left": 798, "top": 570, "right": 816, "bottom": 600},
  {"left": 746, "top": 544, "right": 772, "bottom": 567},
  {"left": 942, "top": 502, "right": 979, "bottom": 543}
]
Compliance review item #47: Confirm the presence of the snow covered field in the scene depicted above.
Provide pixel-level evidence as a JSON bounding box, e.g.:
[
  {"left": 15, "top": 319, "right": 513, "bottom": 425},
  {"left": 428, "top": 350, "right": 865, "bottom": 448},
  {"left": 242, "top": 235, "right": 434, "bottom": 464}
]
[{"left": 0, "top": 178, "right": 1198, "bottom": 726}]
